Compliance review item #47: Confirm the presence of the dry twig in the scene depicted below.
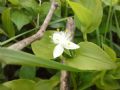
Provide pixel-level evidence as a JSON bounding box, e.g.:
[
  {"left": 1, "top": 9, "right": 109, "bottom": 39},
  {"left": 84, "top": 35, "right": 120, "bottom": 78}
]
[{"left": 60, "top": 17, "right": 75, "bottom": 90}]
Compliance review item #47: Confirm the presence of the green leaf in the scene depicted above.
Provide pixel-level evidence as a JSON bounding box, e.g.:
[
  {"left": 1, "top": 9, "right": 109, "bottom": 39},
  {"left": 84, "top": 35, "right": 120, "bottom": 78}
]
[
  {"left": 8, "top": 0, "right": 39, "bottom": 15},
  {"left": 67, "top": 0, "right": 103, "bottom": 33},
  {"left": 78, "top": 72, "right": 97, "bottom": 90},
  {"left": 96, "top": 74, "right": 120, "bottom": 90},
  {"left": 8, "top": 0, "right": 19, "bottom": 5},
  {"left": 1, "top": 8, "right": 15, "bottom": 37},
  {"left": 0, "top": 48, "right": 79, "bottom": 72},
  {"left": 35, "top": 74, "right": 59, "bottom": 90},
  {"left": 19, "top": 66, "right": 36, "bottom": 79},
  {"left": 3, "top": 74, "right": 59, "bottom": 90},
  {"left": 3, "top": 79, "right": 35, "bottom": 90},
  {"left": 0, "top": 6, "right": 6, "bottom": 13},
  {"left": 74, "top": 15, "right": 81, "bottom": 30},
  {"left": 102, "top": 44, "right": 116, "bottom": 61},
  {"left": 101, "top": 0, "right": 119, "bottom": 6},
  {"left": 38, "top": 2, "right": 51, "bottom": 24},
  {"left": 65, "top": 42, "right": 116, "bottom": 70},
  {"left": 114, "top": 5, "right": 120, "bottom": 11},
  {"left": 117, "top": 58, "right": 120, "bottom": 61},
  {"left": 0, "top": 85, "right": 10, "bottom": 90},
  {"left": 11, "top": 10, "right": 32, "bottom": 30},
  {"left": 20, "top": 0, "right": 38, "bottom": 13},
  {"left": 31, "top": 31, "right": 55, "bottom": 59},
  {"left": 0, "top": 28, "right": 7, "bottom": 35}
]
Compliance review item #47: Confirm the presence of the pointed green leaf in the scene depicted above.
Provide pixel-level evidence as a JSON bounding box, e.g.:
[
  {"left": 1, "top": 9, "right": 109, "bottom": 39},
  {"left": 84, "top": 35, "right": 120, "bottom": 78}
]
[
  {"left": 114, "top": 5, "right": 120, "bottom": 11},
  {"left": 19, "top": 66, "right": 36, "bottom": 79},
  {"left": 0, "top": 48, "right": 79, "bottom": 72},
  {"left": 67, "top": 0, "right": 103, "bottom": 33},
  {"left": 65, "top": 42, "right": 116, "bottom": 70},
  {"left": 0, "top": 28, "right": 7, "bottom": 35},
  {"left": 20, "top": 0, "right": 38, "bottom": 13},
  {"left": 2, "top": 8, "right": 15, "bottom": 37},
  {"left": 35, "top": 74, "right": 59, "bottom": 90},
  {"left": 11, "top": 10, "right": 32, "bottom": 30},
  {"left": 78, "top": 72, "right": 97, "bottom": 90},
  {"left": 3, "top": 79, "right": 35, "bottom": 90},
  {"left": 0, "top": 85, "right": 10, "bottom": 90},
  {"left": 96, "top": 74, "right": 120, "bottom": 90},
  {"left": 102, "top": 44, "right": 116, "bottom": 61}
]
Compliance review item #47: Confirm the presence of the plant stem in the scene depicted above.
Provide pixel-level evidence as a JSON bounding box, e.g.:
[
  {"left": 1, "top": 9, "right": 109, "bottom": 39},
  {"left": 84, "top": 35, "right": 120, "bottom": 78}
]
[
  {"left": 0, "top": 28, "right": 37, "bottom": 46},
  {"left": 61, "top": 0, "right": 68, "bottom": 17},
  {"left": 103, "top": 3, "right": 113, "bottom": 43},
  {"left": 96, "top": 28, "right": 101, "bottom": 46},
  {"left": 83, "top": 33, "right": 87, "bottom": 41},
  {"left": 109, "top": 7, "right": 114, "bottom": 48},
  {"left": 71, "top": 73, "right": 77, "bottom": 90},
  {"left": 114, "top": 10, "right": 120, "bottom": 38}
]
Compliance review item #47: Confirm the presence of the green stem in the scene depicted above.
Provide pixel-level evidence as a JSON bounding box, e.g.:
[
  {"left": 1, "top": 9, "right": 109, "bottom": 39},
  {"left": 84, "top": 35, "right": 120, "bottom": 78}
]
[
  {"left": 83, "top": 33, "right": 87, "bottom": 41},
  {"left": 109, "top": 8, "right": 113, "bottom": 48},
  {"left": 61, "top": 0, "right": 68, "bottom": 17},
  {"left": 49, "top": 17, "right": 69, "bottom": 25},
  {"left": 104, "top": 4, "right": 113, "bottom": 42},
  {"left": 96, "top": 28, "right": 101, "bottom": 46},
  {"left": 0, "top": 28, "right": 37, "bottom": 46},
  {"left": 36, "top": 14, "right": 40, "bottom": 28},
  {"left": 100, "top": 71, "right": 106, "bottom": 86},
  {"left": 114, "top": 10, "right": 120, "bottom": 38},
  {"left": 71, "top": 73, "right": 77, "bottom": 90}
]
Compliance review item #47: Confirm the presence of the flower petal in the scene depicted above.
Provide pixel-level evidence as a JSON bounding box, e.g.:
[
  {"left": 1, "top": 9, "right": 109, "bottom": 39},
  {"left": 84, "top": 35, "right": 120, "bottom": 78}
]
[
  {"left": 53, "top": 44, "right": 64, "bottom": 58},
  {"left": 64, "top": 41, "right": 80, "bottom": 49},
  {"left": 52, "top": 31, "right": 66, "bottom": 44}
]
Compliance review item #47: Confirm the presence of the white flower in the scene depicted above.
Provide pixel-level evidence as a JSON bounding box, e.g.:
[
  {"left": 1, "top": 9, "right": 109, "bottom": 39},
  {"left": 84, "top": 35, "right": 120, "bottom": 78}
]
[{"left": 52, "top": 31, "right": 80, "bottom": 58}]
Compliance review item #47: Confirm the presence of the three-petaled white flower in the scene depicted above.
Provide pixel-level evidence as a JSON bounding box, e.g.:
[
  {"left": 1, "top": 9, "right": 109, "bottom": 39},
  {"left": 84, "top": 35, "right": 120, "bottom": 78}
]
[{"left": 52, "top": 31, "right": 80, "bottom": 58}]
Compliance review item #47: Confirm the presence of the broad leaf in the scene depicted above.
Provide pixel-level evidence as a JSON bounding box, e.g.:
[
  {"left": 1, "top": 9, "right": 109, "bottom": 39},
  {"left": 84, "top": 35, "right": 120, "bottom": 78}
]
[
  {"left": 3, "top": 79, "right": 35, "bottom": 90},
  {"left": 1, "top": 8, "right": 15, "bottom": 37},
  {"left": 0, "top": 85, "right": 10, "bottom": 90},
  {"left": 3, "top": 74, "right": 59, "bottom": 90},
  {"left": 78, "top": 72, "right": 97, "bottom": 90},
  {"left": 31, "top": 31, "right": 54, "bottom": 59},
  {"left": 0, "top": 48, "right": 79, "bottom": 72},
  {"left": 0, "top": 28, "right": 7, "bottom": 35},
  {"left": 67, "top": 0, "right": 103, "bottom": 33},
  {"left": 38, "top": 2, "right": 51, "bottom": 24},
  {"left": 114, "top": 5, "right": 120, "bottom": 11},
  {"left": 11, "top": 10, "right": 32, "bottom": 30},
  {"left": 19, "top": 66, "right": 36, "bottom": 79},
  {"left": 102, "top": 44, "right": 116, "bottom": 61},
  {"left": 35, "top": 74, "right": 59, "bottom": 90},
  {"left": 65, "top": 42, "right": 116, "bottom": 70},
  {"left": 20, "top": 0, "right": 38, "bottom": 13},
  {"left": 96, "top": 74, "right": 120, "bottom": 90},
  {"left": 110, "top": 62, "right": 120, "bottom": 79}
]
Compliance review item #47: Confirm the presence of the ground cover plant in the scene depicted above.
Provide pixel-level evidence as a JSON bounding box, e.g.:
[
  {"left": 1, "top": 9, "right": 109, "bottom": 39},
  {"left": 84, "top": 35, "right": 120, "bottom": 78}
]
[{"left": 0, "top": 0, "right": 120, "bottom": 90}]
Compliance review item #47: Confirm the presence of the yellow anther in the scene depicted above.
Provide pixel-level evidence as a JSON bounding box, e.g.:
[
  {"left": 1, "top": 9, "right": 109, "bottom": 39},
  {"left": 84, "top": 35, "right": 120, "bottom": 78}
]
[
  {"left": 57, "top": 28, "right": 60, "bottom": 31},
  {"left": 65, "top": 29, "right": 69, "bottom": 33},
  {"left": 68, "top": 42, "right": 70, "bottom": 46}
]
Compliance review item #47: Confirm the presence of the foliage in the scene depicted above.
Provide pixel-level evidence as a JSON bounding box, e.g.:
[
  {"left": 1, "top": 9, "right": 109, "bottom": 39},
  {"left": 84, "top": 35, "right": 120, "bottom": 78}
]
[{"left": 0, "top": 0, "right": 120, "bottom": 90}]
